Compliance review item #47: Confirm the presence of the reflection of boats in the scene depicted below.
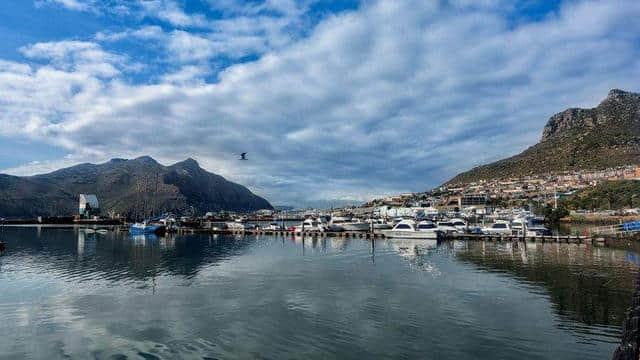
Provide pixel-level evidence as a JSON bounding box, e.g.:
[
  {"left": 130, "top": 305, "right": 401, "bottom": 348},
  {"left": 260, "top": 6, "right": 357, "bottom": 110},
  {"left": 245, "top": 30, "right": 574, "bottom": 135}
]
[
  {"left": 381, "top": 220, "right": 439, "bottom": 240},
  {"left": 129, "top": 222, "right": 166, "bottom": 235},
  {"left": 96, "top": 229, "right": 109, "bottom": 234},
  {"left": 130, "top": 234, "right": 159, "bottom": 245},
  {"left": 390, "top": 239, "right": 440, "bottom": 275},
  {"left": 392, "top": 239, "right": 438, "bottom": 254}
]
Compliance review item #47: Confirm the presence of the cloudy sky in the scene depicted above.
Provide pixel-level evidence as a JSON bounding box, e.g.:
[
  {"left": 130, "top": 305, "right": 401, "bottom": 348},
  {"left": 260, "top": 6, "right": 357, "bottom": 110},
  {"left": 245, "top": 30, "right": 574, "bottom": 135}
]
[{"left": 0, "top": 0, "right": 639, "bottom": 206}]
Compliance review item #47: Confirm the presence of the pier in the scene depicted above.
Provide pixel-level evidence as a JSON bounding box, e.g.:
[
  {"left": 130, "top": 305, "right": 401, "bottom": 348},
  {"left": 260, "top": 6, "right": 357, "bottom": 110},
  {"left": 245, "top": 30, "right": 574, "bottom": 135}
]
[{"left": 173, "top": 228, "right": 595, "bottom": 244}]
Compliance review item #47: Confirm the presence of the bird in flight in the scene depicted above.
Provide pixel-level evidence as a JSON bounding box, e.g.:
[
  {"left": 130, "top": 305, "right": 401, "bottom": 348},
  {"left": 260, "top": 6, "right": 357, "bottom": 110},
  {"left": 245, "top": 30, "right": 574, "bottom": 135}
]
[{"left": 240, "top": 152, "right": 248, "bottom": 160}]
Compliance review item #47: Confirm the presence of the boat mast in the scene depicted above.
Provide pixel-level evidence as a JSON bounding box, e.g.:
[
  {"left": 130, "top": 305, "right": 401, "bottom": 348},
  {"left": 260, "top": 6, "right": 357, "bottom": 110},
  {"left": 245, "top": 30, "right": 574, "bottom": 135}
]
[{"left": 153, "top": 172, "right": 159, "bottom": 219}]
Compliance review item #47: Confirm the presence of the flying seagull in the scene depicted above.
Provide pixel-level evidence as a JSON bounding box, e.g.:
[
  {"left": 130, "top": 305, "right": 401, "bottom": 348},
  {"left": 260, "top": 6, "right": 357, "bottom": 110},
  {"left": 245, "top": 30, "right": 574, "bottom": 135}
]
[{"left": 240, "top": 152, "right": 248, "bottom": 160}]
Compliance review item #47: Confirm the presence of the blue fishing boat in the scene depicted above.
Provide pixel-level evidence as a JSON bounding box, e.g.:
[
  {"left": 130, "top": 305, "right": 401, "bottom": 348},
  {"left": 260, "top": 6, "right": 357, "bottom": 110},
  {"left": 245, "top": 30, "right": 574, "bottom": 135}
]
[{"left": 129, "top": 221, "right": 166, "bottom": 235}]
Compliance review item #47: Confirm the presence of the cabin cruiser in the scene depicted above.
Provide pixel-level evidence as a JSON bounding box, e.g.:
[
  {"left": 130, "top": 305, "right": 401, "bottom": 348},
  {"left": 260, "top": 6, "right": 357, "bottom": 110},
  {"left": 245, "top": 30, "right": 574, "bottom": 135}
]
[
  {"left": 511, "top": 217, "right": 526, "bottom": 232},
  {"left": 366, "top": 218, "right": 393, "bottom": 230},
  {"left": 328, "top": 216, "right": 351, "bottom": 232},
  {"left": 294, "top": 218, "right": 328, "bottom": 232},
  {"left": 263, "top": 222, "right": 284, "bottom": 231},
  {"left": 381, "top": 219, "right": 439, "bottom": 240},
  {"left": 436, "top": 221, "right": 460, "bottom": 234},
  {"left": 482, "top": 220, "right": 512, "bottom": 235},
  {"left": 417, "top": 220, "right": 441, "bottom": 239},
  {"left": 340, "top": 218, "right": 370, "bottom": 231},
  {"left": 449, "top": 218, "right": 468, "bottom": 232},
  {"left": 226, "top": 222, "right": 257, "bottom": 230},
  {"left": 511, "top": 217, "right": 551, "bottom": 236}
]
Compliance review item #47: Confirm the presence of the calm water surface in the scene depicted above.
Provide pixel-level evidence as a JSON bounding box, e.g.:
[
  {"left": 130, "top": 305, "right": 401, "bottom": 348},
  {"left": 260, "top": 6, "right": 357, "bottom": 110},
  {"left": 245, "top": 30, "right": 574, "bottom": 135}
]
[{"left": 0, "top": 227, "right": 638, "bottom": 359}]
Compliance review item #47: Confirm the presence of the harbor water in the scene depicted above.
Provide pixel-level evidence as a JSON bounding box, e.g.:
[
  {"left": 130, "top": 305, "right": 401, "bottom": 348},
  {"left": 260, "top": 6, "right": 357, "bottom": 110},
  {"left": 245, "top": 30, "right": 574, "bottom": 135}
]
[{"left": 0, "top": 227, "right": 638, "bottom": 359}]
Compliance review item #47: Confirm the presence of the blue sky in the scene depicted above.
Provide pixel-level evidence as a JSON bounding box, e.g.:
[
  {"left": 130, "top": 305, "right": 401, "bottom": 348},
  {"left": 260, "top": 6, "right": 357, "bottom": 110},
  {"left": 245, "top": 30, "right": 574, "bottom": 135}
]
[{"left": 0, "top": 0, "right": 639, "bottom": 207}]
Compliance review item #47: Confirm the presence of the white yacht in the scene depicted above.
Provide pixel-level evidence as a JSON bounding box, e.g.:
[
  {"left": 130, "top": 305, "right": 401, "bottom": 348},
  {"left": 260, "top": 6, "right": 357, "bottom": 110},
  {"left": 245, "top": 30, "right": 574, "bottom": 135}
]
[
  {"left": 381, "top": 220, "right": 439, "bottom": 240},
  {"left": 341, "top": 218, "right": 370, "bottom": 231},
  {"left": 366, "top": 218, "right": 392, "bottom": 230},
  {"left": 417, "top": 220, "right": 441, "bottom": 238},
  {"left": 511, "top": 217, "right": 551, "bottom": 236},
  {"left": 511, "top": 217, "right": 526, "bottom": 232},
  {"left": 482, "top": 220, "right": 512, "bottom": 235},
  {"left": 327, "top": 216, "right": 351, "bottom": 232},
  {"left": 263, "top": 222, "right": 284, "bottom": 231},
  {"left": 295, "top": 218, "right": 328, "bottom": 232},
  {"left": 449, "top": 218, "right": 468, "bottom": 232},
  {"left": 436, "top": 221, "right": 460, "bottom": 234}
]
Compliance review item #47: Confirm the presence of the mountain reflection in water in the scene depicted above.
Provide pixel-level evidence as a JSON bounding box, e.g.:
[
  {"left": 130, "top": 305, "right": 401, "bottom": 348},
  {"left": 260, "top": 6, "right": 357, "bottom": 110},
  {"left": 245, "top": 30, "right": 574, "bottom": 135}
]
[{"left": 451, "top": 241, "right": 639, "bottom": 331}]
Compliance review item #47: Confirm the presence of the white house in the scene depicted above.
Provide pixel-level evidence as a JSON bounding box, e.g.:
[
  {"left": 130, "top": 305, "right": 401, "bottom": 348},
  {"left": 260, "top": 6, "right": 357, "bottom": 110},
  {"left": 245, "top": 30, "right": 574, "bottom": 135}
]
[{"left": 79, "top": 194, "right": 100, "bottom": 217}]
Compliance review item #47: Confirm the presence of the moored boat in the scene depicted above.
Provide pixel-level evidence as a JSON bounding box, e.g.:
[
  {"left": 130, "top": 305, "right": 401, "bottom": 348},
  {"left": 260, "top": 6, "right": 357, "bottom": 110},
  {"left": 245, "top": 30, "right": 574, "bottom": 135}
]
[
  {"left": 381, "top": 219, "right": 439, "bottom": 240},
  {"left": 366, "top": 218, "right": 392, "bottom": 230},
  {"left": 263, "top": 222, "right": 285, "bottom": 231},
  {"left": 129, "top": 222, "right": 166, "bottom": 235},
  {"left": 294, "top": 218, "right": 328, "bottom": 232},
  {"left": 482, "top": 220, "right": 512, "bottom": 235},
  {"left": 340, "top": 218, "right": 370, "bottom": 231},
  {"left": 328, "top": 216, "right": 351, "bottom": 232}
]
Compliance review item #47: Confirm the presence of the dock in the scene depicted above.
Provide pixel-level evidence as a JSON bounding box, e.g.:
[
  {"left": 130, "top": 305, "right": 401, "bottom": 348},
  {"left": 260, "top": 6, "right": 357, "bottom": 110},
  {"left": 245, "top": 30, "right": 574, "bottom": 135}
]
[{"left": 174, "top": 228, "right": 596, "bottom": 244}]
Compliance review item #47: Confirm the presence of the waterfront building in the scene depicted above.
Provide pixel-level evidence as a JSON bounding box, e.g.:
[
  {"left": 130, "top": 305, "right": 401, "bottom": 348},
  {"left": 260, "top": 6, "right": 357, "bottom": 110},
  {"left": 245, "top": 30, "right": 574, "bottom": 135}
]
[{"left": 79, "top": 194, "right": 100, "bottom": 218}]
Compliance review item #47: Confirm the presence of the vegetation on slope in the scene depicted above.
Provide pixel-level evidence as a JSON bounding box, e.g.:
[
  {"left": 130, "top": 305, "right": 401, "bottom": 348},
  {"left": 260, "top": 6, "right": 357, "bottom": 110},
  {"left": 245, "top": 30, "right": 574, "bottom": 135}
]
[{"left": 561, "top": 180, "right": 640, "bottom": 211}]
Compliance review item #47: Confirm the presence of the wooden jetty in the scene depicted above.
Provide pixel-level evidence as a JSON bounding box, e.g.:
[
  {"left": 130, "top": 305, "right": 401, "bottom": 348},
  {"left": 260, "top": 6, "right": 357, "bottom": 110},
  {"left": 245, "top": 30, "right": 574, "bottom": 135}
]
[{"left": 173, "top": 228, "right": 595, "bottom": 244}]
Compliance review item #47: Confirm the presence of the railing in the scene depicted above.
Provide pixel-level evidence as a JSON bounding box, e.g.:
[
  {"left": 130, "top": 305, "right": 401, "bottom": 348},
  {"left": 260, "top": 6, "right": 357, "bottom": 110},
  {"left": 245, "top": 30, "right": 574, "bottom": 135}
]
[{"left": 591, "top": 221, "right": 640, "bottom": 235}]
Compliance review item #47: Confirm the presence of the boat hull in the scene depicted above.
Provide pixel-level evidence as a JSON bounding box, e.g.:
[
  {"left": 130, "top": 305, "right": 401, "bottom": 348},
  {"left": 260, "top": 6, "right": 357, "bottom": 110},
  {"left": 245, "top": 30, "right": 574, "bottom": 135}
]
[
  {"left": 129, "top": 224, "right": 165, "bottom": 235},
  {"left": 341, "top": 223, "right": 370, "bottom": 231}
]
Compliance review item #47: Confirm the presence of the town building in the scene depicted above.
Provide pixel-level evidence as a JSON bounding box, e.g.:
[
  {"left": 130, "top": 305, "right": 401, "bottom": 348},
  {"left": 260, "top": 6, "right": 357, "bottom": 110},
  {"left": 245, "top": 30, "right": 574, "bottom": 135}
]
[{"left": 79, "top": 194, "right": 100, "bottom": 218}]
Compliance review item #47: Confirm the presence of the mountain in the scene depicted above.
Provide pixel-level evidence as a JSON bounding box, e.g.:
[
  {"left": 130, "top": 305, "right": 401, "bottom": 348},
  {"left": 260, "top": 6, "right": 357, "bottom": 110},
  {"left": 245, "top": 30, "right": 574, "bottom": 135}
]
[
  {"left": 448, "top": 89, "right": 640, "bottom": 185},
  {"left": 0, "top": 156, "right": 272, "bottom": 218}
]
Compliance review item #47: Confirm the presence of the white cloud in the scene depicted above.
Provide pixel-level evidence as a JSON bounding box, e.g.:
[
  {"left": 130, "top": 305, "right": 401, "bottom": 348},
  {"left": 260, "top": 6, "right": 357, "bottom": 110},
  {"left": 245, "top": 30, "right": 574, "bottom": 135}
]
[
  {"left": 19, "top": 41, "right": 126, "bottom": 77},
  {"left": 95, "top": 26, "right": 165, "bottom": 42},
  {"left": 6, "top": 0, "right": 640, "bottom": 205},
  {"left": 166, "top": 31, "right": 218, "bottom": 62},
  {"left": 161, "top": 65, "right": 211, "bottom": 84},
  {"left": 139, "top": 0, "right": 209, "bottom": 27},
  {"left": 36, "top": 0, "right": 95, "bottom": 11}
]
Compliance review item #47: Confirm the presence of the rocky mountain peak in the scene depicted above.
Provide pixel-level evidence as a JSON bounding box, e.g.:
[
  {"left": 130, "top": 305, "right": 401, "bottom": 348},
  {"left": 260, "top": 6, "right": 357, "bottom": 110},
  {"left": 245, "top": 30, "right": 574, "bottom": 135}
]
[
  {"left": 605, "top": 88, "right": 639, "bottom": 103},
  {"left": 448, "top": 88, "right": 640, "bottom": 185},
  {"left": 172, "top": 158, "right": 200, "bottom": 171},
  {"left": 540, "top": 89, "right": 640, "bottom": 142}
]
